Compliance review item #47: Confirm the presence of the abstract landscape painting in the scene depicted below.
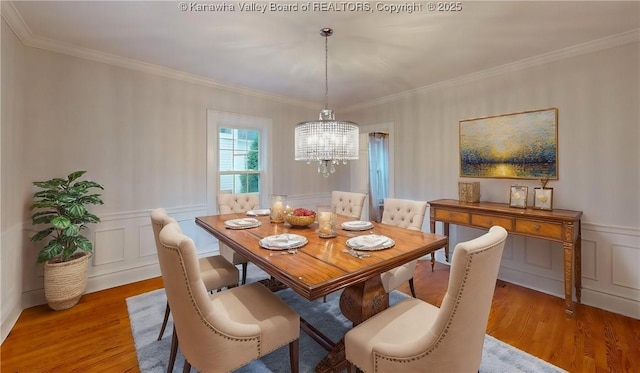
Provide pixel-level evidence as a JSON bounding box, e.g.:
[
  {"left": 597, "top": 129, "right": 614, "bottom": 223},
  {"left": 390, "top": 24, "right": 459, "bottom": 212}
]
[{"left": 459, "top": 108, "right": 558, "bottom": 179}]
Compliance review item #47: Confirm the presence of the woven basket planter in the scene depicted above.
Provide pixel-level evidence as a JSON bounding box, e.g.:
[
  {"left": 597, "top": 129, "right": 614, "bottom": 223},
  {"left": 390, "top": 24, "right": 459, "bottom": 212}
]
[{"left": 44, "top": 252, "right": 89, "bottom": 310}]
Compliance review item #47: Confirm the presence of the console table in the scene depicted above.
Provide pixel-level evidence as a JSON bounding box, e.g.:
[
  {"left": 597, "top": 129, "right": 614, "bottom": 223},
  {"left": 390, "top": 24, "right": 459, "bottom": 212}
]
[{"left": 428, "top": 199, "right": 582, "bottom": 314}]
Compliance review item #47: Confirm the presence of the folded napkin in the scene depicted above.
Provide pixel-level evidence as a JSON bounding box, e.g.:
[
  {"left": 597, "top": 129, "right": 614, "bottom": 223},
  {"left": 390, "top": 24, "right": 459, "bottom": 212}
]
[
  {"left": 347, "top": 221, "right": 371, "bottom": 227},
  {"left": 234, "top": 218, "right": 258, "bottom": 226},
  {"left": 356, "top": 235, "right": 389, "bottom": 248},
  {"left": 263, "top": 234, "right": 299, "bottom": 248},
  {"left": 226, "top": 218, "right": 258, "bottom": 227}
]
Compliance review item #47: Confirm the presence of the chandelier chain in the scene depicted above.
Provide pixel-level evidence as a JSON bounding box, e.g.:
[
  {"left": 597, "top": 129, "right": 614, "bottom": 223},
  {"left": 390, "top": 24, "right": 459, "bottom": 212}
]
[{"left": 324, "top": 33, "right": 329, "bottom": 110}]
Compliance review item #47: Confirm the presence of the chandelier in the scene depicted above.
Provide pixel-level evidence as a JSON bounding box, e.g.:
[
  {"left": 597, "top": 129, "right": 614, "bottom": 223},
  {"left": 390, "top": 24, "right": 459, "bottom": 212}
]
[{"left": 295, "top": 28, "right": 359, "bottom": 177}]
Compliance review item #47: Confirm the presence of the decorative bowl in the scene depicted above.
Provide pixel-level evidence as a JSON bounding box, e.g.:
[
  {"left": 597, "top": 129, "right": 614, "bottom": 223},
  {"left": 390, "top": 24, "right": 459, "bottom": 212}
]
[{"left": 285, "top": 213, "right": 316, "bottom": 227}]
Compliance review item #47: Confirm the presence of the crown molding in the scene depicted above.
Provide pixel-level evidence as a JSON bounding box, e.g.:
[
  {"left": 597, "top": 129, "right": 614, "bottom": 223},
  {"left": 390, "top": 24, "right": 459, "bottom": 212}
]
[
  {"left": 3, "top": 1, "right": 637, "bottom": 113},
  {"left": 342, "top": 29, "right": 640, "bottom": 113},
  {"left": 1, "top": 1, "right": 318, "bottom": 110},
  {"left": 1, "top": 1, "right": 31, "bottom": 43}
]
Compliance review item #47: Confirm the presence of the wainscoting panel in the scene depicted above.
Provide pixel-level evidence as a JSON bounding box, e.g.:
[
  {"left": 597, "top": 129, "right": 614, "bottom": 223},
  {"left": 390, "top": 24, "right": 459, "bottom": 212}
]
[
  {"left": 93, "top": 227, "right": 125, "bottom": 265},
  {"left": 501, "top": 236, "right": 514, "bottom": 261},
  {"left": 523, "top": 238, "right": 554, "bottom": 270},
  {"left": 581, "top": 238, "right": 598, "bottom": 281},
  {"left": 441, "top": 222, "right": 640, "bottom": 319},
  {"left": 611, "top": 245, "right": 640, "bottom": 290},
  {"left": 138, "top": 224, "right": 156, "bottom": 257}
]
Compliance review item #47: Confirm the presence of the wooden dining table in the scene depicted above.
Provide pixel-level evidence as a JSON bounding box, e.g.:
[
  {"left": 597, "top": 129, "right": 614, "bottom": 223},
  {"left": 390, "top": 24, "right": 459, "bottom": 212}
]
[{"left": 195, "top": 213, "right": 448, "bottom": 372}]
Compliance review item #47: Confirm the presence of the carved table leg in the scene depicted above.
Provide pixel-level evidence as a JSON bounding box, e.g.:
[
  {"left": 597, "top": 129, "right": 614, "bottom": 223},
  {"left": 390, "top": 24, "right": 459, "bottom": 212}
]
[
  {"left": 563, "top": 242, "right": 574, "bottom": 314},
  {"left": 443, "top": 222, "right": 450, "bottom": 262},
  {"left": 430, "top": 220, "right": 437, "bottom": 271},
  {"left": 430, "top": 221, "right": 450, "bottom": 272},
  {"left": 574, "top": 237, "right": 582, "bottom": 303},
  {"left": 339, "top": 276, "right": 389, "bottom": 326},
  {"left": 314, "top": 276, "right": 389, "bottom": 372}
]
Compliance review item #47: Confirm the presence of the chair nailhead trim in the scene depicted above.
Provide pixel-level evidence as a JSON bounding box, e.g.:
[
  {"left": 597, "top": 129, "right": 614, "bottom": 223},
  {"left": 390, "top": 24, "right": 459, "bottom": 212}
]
[
  {"left": 373, "top": 245, "right": 496, "bottom": 372},
  {"left": 164, "top": 246, "right": 262, "bottom": 354}
]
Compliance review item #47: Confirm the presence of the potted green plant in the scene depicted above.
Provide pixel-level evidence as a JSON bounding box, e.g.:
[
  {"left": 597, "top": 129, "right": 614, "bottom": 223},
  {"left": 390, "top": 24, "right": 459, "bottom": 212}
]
[{"left": 30, "top": 170, "right": 104, "bottom": 310}]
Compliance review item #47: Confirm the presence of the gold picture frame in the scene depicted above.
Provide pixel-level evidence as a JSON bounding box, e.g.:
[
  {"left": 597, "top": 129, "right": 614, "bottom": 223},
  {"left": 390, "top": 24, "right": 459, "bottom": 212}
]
[
  {"left": 459, "top": 108, "right": 558, "bottom": 179},
  {"left": 534, "top": 187, "right": 553, "bottom": 210},
  {"left": 509, "top": 186, "right": 528, "bottom": 209}
]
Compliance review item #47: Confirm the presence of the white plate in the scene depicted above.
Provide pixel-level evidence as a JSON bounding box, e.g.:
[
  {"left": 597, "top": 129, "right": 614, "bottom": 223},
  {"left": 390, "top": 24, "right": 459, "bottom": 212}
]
[
  {"left": 260, "top": 234, "right": 308, "bottom": 250},
  {"left": 346, "top": 234, "right": 395, "bottom": 251},
  {"left": 224, "top": 218, "right": 261, "bottom": 229},
  {"left": 247, "top": 209, "right": 271, "bottom": 216},
  {"left": 342, "top": 220, "right": 374, "bottom": 231}
]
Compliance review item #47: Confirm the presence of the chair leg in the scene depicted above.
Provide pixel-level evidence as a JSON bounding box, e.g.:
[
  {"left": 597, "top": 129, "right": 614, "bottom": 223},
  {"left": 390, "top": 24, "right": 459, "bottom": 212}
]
[
  {"left": 167, "top": 326, "right": 179, "bottom": 373},
  {"left": 157, "top": 301, "right": 171, "bottom": 341},
  {"left": 241, "top": 262, "right": 248, "bottom": 285},
  {"left": 289, "top": 339, "right": 299, "bottom": 373},
  {"left": 182, "top": 359, "right": 191, "bottom": 373},
  {"left": 431, "top": 252, "right": 436, "bottom": 272},
  {"left": 408, "top": 278, "right": 416, "bottom": 298}
]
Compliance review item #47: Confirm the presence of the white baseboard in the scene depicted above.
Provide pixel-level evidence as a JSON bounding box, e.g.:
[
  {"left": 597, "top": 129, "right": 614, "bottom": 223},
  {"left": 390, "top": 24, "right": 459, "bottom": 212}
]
[
  {"left": 437, "top": 260, "right": 640, "bottom": 320},
  {"left": 22, "top": 263, "right": 163, "bottom": 310},
  {"left": 86, "top": 263, "right": 162, "bottom": 294},
  {"left": 1, "top": 303, "right": 22, "bottom": 343},
  {"left": 581, "top": 287, "right": 640, "bottom": 320}
]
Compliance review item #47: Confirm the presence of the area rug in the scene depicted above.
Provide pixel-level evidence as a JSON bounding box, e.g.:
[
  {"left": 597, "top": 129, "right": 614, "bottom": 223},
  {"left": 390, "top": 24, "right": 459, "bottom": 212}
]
[{"left": 127, "top": 267, "right": 565, "bottom": 373}]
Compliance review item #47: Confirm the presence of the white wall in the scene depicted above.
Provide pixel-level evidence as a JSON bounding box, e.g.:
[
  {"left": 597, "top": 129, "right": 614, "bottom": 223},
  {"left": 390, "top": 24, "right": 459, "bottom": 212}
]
[
  {"left": 343, "top": 39, "right": 640, "bottom": 318},
  {"left": 1, "top": 18, "right": 26, "bottom": 342}
]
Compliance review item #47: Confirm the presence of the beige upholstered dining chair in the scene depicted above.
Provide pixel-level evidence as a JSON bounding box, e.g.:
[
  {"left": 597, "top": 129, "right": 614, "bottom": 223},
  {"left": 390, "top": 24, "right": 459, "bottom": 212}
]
[
  {"left": 345, "top": 226, "right": 508, "bottom": 373},
  {"left": 331, "top": 191, "right": 367, "bottom": 219},
  {"left": 217, "top": 192, "right": 260, "bottom": 285},
  {"left": 323, "top": 191, "right": 368, "bottom": 302},
  {"left": 151, "top": 208, "right": 240, "bottom": 372},
  {"left": 379, "top": 198, "right": 428, "bottom": 298},
  {"left": 156, "top": 220, "right": 300, "bottom": 373}
]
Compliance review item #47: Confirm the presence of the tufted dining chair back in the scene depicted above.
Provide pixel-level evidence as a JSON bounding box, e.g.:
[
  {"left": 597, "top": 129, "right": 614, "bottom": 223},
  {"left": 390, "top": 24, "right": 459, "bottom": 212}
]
[
  {"left": 217, "top": 192, "right": 260, "bottom": 214},
  {"left": 379, "top": 198, "right": 428, "bottom": 297},
  {"left": 345, "top": 226, "right": 508, "bottom": 373},
  {"left": 156, "top": 220, "right": 300, "bottom": 372},
  {"left": 331, "top": 191, "right": 367, "bottom": 219},
  {"left": 217, "top": 192, "right": 260, "bottom": 285},
  {"left": 380, "top": 198, "right": 427, "bottom": 230}
]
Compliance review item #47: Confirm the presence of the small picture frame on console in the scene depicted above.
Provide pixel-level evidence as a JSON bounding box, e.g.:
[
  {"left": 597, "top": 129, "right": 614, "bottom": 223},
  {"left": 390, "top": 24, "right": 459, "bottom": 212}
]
[
  {"left": 509, "top": 186, "right": 528, "bottom": 209},
  {"left": 534, "top": 187, "right": 553, "bottom": 210}
]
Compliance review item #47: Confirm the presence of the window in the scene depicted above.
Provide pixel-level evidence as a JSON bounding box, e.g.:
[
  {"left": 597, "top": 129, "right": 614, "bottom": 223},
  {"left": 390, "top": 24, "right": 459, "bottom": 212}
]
[
  {"left": 218, "top": 128, "right": 261, "bottom": 193},
  {"left": 207, "top": 110, "right": 272, "bottom": 213}
]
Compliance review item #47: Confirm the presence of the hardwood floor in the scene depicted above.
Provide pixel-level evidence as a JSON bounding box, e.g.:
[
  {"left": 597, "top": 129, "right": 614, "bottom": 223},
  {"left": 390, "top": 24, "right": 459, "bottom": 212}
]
[{"left": 2, "top": 260, "right": 639, "bottom": 372}]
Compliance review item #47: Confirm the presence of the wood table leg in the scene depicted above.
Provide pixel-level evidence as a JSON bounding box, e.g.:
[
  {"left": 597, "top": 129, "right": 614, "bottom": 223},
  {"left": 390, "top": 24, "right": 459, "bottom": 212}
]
[
  {"left": 339, "top": 276, "right": 389, "bottom": 326},
  {"left": 563, "top": 242, "right": 574, "bottom": 314},
  {"left": 430, "top": 220, "right": 436, "bottom": 271},
  {"left": 442, "top": 222, "right": 450, "bottom": 262},
  {"left": 314, "top": 338, "right": 347, "bottom": 373},
  {"left": 575, "top": 236, "right": 582, "bottom": 303},
  {"left": 314, "top": 276, "right": 389, "bottom": 372},
  {"left": 430, "top": 221, "right": 450, "bottom": 271},
  {"left": 258, "top": 276, "right": 288, "bottom": 292}
]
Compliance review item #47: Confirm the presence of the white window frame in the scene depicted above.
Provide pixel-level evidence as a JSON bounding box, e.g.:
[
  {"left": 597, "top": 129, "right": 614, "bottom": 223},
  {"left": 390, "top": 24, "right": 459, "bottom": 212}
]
[{"left": 207, "top": 110, "right": 273, "bottom": 214}]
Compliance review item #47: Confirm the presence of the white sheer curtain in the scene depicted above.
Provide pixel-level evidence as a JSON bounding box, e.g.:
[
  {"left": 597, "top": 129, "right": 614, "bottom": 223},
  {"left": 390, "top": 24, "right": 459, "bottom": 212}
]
[{"left": 368, "top": 132, "right": 389, "bottom": 222}]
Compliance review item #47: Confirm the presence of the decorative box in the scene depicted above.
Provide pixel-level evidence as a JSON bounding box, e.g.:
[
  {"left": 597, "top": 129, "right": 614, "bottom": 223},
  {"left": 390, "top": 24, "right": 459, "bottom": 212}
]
[{"left": 458, "top": 182, "right": 480, "bottom": 203}]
